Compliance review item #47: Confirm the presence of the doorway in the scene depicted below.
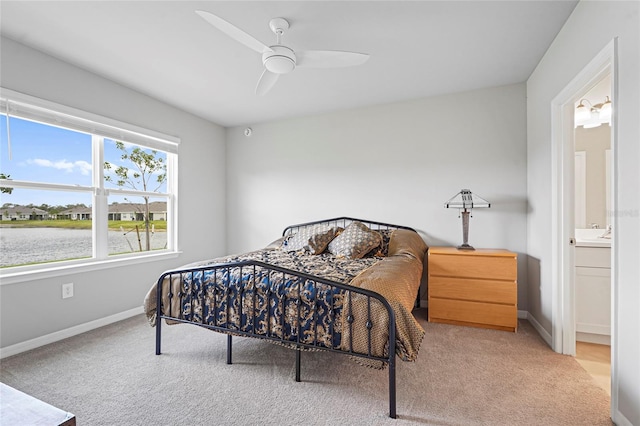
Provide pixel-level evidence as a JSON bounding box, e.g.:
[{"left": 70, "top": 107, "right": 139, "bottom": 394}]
[
  {"left": 550, "top": 39, "right": 617, "bottom": 411},
  {"left": 573, "top": 75, "right": 612, "bottom": 346},
  {"left": 572, "top": 74, "right": 613, "bottom": 397}
]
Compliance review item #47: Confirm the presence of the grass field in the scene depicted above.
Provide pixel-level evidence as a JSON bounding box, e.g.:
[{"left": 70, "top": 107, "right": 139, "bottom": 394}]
[{"left": 0, "top": 219, "right": 167, "bottom": 231}]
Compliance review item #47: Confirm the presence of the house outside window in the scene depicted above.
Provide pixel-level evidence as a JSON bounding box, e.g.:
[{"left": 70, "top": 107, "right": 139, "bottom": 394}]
[{"left": 0, "top": 88, "right": 179, "bottom": 270}]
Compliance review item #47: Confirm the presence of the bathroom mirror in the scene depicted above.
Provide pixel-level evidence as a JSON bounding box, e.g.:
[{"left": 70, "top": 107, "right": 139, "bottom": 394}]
[
  {"left": 574, "top": 75, "right": 612, "bottom": 230},
  {"left": 574, "top": 124, "right": 611, "bottom": 229}
]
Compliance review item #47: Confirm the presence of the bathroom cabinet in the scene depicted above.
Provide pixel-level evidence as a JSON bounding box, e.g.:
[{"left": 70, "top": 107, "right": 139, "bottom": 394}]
[{"left": 575, "top": 246, "right": 611, "bottom": 344}]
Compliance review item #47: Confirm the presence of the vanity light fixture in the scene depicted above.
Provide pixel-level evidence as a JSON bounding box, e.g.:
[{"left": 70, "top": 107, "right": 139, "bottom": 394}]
[
  {"left": 445, "top": 189, "right": 490, "bottom": 250},
  {"left": 575, "top": 96, "right": 612, "bottom": 128}
]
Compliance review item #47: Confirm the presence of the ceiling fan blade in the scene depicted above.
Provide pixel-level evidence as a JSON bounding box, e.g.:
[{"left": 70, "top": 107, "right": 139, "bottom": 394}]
[
  {"left": 195, "top": 10, "right": 272, "bottom": 54},
  {"left": 296, "top": 50, "right": 370, "bottom": 68},
  {"left": 255, "top": 69, "right": 280, "bottom": 96}
]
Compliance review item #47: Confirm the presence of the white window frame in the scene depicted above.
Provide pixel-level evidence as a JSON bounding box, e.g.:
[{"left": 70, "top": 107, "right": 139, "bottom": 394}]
[{"left": 0, "top": 88, "right": 180, "bottom": 283}]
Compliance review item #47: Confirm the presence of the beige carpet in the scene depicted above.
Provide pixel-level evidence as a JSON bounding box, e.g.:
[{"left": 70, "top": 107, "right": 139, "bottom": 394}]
[{"left": 0, "top": 308, "right": 611, "bottom": 425}]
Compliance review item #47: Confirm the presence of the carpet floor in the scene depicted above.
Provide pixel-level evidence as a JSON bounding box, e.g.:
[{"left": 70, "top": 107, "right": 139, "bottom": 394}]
[{"left": 0, "top": 308, "right": 611, "bottom": 425}]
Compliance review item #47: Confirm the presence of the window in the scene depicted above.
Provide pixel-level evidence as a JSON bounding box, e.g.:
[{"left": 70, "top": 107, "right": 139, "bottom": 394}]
[{"left": 0, "top": 88, "right": 179, "bottom": 270}]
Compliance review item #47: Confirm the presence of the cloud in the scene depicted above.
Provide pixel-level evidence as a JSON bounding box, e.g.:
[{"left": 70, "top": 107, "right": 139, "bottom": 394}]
[{"left": 28, "top": 159, "right": 92, "bottom": 175}]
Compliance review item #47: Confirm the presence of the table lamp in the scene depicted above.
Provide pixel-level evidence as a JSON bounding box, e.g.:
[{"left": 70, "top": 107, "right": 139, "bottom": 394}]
[{"left": 445, "top": 189, "right": 490, "bottom": 250}]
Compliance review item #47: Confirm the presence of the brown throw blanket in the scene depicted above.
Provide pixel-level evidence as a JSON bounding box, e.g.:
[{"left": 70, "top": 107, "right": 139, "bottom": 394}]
[{"left": 343, "top": 229, "right": 427, "bottom": 367}]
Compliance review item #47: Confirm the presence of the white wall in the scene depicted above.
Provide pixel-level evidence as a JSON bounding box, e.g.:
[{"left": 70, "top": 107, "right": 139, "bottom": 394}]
[
  {"left": 526, "top": 2, "right": 639, "bottom": 424},
  {"left": 226, "top": 83, "right": 528, "bottom": 308},
  {"left": 0, "top": 38, "right": 227, "bottom": 349}
]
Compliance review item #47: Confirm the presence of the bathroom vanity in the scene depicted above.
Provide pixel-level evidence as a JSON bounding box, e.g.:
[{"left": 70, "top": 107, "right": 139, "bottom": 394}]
[{"left": 574, "top": 229, "right": 611, "bottom": 345}]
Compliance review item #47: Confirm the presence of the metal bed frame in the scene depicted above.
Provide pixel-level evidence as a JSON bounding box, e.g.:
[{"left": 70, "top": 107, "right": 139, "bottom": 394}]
[{"left": 154, "top": 217, "right": 418, "bottom": 419}]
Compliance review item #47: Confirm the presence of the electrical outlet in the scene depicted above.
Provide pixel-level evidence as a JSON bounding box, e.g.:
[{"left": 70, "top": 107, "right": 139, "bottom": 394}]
[{"left": 62, "top": 283, "right": 74, "bottom": 299}]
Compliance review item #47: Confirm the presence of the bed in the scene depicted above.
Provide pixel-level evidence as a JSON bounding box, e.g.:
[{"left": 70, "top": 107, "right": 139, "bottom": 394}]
[{"left": 143, "top": 217, "right": 427, "bottom": 418}]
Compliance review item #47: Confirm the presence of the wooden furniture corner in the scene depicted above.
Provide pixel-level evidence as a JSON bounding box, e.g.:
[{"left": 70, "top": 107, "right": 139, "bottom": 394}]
[{"left": 0, "top": 383, "right": 76, "bottom": 426}]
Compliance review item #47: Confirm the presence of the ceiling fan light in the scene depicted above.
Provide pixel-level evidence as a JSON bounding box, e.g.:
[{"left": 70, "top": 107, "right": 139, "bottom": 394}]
[
  {"left": 265, "top": 56, "right": 295, "bottom": 74},
  {"left": 263, "top": 46, "right": 296, "bottom": 74}
]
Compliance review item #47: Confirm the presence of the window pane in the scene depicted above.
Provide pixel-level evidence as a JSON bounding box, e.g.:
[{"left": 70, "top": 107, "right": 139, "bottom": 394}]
[
  {"left": 0, "top": 189, "right": 93, "bottom": 268},
  {"left": 104, "top": 139, "right": 167, "bottom": 194},
  {"left": 1, "top": 93, "right": 177, "bottom": 271},
  {"left": 107, "top": 194, "right": 167, "bottom": 256},
  {"left": 0, "top": 115, "right": 92, "bottom": 186}
]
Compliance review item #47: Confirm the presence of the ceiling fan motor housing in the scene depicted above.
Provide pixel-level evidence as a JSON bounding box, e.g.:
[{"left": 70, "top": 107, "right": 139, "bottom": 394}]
[{"left": 263, "top": 45, "right": 296, "bottom": 74}]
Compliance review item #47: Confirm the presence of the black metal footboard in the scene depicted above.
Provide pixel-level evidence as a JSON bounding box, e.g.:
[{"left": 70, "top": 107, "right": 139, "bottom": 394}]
[{"left": 154, "top": 260, "right": 399, "bottom": 419}]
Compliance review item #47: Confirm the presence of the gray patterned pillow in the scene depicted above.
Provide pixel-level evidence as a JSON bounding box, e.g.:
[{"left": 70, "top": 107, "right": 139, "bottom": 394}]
[
  {"left": 282, "top": 225, "right": 341, "bottom": 254},
  {"left": 328, "top": 221, "right": 383, "bottom": 259}
]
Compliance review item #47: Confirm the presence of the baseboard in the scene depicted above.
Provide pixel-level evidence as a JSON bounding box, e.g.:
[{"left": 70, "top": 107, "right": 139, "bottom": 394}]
[
  {"left": 0, "top": 306, "right": 142, "bottom": 359},
  {"left": 517, "top": 310, "right": 527, "bottom": 319},
  {"left": 576, "top": 322, "right": 610, "bottom": 336},
  {"left": 612, "top": 408, "right": 633, "bottom": 426},
  {"left": 524, "top": 311, "right": 553, "bottom": 348},
  {"left": 576, "top": 332, "right": 611, "bottom": 346}
]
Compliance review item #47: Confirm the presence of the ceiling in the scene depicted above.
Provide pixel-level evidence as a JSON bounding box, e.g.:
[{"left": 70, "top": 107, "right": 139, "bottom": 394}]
[{"left": 0, "top": 1, "right": 578, "bottom": 128}]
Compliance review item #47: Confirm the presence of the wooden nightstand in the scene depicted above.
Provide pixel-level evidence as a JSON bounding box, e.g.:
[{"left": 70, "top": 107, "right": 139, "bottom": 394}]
[{"left": 427, "top": 246, "right": 518, "bottom": 332}]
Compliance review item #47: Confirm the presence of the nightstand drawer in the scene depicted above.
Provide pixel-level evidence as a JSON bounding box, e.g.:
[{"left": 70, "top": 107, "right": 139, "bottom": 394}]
[
  {"left": 429, "top": 299, "right": 517, "bottom": 329},
  {"left": 429, "top": 253, "right": 516, "bottom": 281},
  {"left": 429, "top": 277, "right": 516, "bottom": 305}
]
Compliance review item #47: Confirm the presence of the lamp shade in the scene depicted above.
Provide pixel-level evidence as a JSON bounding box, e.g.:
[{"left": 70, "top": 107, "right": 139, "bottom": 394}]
[
  {"left": 574, "top": 101, "right": 592, "bottom": 127},
  {"left": 599, "top": 97, "right": 612, "bottom": 123},
  {"left": 445, "top": 189, "right": 490, "bottom": 210}
]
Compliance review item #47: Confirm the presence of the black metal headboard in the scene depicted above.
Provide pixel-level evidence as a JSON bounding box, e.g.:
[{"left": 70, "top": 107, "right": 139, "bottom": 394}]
[{"left": 283, "top": 217, "right": 416, "bottom": 236}]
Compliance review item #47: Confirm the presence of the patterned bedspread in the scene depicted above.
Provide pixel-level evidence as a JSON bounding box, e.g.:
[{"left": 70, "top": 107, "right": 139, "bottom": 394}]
[{"left": 144, "top": 229, "right": 427, "bottom": 368}]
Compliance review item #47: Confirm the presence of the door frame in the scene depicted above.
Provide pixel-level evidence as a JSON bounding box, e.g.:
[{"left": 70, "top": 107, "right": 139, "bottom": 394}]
[{"left": 550, "top": 38, "right": 617, "bottom": 408}]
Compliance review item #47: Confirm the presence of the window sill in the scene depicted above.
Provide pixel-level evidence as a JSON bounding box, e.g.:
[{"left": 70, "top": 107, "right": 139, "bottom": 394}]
[{"left": 0, "top": 251, "right": 182, "bottom": 285}]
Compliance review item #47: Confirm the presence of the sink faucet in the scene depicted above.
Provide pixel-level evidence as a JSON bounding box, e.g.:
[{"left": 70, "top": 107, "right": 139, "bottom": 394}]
[
  {"left": 590, "top": 223, "right": 600, "bottom": 229},
  {"left": 599, "top": 224, "right": 612, "bottom": 239}
]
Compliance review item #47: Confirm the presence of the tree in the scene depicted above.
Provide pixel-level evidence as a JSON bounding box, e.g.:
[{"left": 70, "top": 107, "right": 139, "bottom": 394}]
[
  {"left": 0, "top": 173, "right": 13, "bottom": 194},
  {"left": 104, "top": 141, "right": 166, "bottom": 251}
]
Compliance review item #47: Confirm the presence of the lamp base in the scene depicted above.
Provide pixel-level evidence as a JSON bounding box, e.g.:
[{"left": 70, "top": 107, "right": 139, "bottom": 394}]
[{"left": 457, "top": 243, "right": 475, "bottom": 251}]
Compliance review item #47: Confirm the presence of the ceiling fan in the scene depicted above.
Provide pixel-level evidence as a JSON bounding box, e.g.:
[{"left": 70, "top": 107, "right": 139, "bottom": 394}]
[{"left": 195, "top": 10, "right": 370, "bottom": 96}]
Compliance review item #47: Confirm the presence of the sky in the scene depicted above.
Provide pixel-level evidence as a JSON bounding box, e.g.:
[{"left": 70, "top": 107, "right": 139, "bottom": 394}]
[{"left": 0, "top": 114, "right": 167, "bottom": 208}]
